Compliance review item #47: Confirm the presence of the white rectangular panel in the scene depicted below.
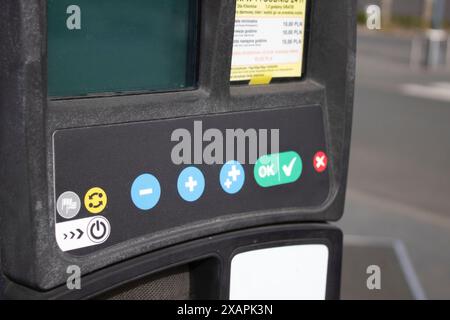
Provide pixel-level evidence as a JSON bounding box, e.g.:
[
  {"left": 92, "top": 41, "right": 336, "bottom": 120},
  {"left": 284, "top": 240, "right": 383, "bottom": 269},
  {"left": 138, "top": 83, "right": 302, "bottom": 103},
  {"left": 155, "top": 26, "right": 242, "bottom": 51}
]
[{"left": 230, "top": 244, "right": 329, "bottom": 300}]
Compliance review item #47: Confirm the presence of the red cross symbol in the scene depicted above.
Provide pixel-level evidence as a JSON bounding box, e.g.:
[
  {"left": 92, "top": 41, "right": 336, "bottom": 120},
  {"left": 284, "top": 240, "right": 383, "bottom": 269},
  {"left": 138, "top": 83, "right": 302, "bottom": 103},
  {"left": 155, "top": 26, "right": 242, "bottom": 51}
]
[{"left": 313, "top": 151, "right": 328, "bottom": 173}]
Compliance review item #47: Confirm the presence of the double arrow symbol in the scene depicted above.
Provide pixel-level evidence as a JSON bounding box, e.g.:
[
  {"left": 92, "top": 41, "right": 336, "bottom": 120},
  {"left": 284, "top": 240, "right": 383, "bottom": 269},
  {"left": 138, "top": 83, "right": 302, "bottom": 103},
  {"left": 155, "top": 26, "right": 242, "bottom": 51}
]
[{"left": 64, "top": 229, "right": 84, "bottom": 240}]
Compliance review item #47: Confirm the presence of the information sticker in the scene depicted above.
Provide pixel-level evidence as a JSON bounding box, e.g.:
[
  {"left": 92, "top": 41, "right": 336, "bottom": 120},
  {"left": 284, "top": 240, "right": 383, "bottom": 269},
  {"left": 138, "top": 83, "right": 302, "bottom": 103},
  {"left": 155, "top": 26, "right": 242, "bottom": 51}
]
[{"left": 231, "top": 0, "right": 308, "bottom": 84}]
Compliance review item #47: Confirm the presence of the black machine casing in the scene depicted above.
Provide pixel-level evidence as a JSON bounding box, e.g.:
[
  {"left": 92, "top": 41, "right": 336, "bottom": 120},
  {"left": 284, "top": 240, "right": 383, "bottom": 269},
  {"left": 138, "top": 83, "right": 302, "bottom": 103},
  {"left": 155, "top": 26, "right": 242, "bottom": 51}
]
[
  {"left": 0, "top": 0, "right": 356, "bottom": 292},
  {"left": 2, "top": 224, "right": 342, "bottom": 300}
]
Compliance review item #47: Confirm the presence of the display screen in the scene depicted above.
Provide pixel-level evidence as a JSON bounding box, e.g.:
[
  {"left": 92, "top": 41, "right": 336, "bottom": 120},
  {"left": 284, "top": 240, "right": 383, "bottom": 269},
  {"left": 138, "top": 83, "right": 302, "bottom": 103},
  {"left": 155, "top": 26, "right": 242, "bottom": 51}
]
[
  {"left": 47, "top": 0, "right": 198, "bottom": 97},
  {"left": 231, "top": 0, "right": 308, "bottom": 85}
]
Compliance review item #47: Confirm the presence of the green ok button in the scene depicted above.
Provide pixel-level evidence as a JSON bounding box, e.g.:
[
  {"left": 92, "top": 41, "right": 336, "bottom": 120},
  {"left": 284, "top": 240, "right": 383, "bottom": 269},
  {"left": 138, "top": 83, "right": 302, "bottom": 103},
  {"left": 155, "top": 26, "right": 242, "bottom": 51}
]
[{"left": 254, "top": 151, "right": 303, "bottom": 188}]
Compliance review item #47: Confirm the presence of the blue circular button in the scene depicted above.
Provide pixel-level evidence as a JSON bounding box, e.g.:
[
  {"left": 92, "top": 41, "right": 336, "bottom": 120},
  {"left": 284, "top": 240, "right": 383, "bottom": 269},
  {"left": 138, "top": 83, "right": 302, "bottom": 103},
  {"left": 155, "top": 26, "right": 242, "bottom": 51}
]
[
  {"left": 131, "top": 174, "right": 161, "bottom": 211},
  {"left": 177, "top": 167, "right": 205, "bottom": 202},
  {"left": 220, "top": 161, "right": 245, "bottom": 194}
]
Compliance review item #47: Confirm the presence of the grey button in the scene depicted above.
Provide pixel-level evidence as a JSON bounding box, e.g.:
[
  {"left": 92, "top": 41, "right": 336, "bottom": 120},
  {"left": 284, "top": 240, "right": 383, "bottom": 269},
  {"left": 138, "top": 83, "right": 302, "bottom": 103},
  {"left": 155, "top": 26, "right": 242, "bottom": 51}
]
[
  {"left": 87, "top": 217, "right": 111, "bottom": 244},
  {"left": 57, "top": 191, "right": 81, "bottom": 219}
]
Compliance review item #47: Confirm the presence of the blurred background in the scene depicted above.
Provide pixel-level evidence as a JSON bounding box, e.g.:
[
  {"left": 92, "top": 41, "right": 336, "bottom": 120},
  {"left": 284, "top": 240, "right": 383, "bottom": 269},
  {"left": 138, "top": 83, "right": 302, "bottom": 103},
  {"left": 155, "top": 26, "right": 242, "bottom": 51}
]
[{"left": 339, "top": 0, "right": 450, "bottom": 300}]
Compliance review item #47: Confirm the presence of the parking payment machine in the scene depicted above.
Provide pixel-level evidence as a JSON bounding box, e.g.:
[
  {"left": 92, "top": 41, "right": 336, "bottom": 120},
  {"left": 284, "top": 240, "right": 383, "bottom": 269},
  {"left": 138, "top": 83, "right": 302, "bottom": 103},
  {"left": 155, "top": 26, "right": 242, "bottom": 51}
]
[{"left": 0, "top": 0, "right": 356, "bottom": 299}]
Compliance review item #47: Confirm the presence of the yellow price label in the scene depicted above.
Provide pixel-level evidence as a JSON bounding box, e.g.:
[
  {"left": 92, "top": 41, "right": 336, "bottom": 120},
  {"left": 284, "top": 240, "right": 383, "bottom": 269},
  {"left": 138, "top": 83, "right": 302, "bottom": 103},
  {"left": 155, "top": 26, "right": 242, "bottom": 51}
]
[{"left": 231, "top": 0, "right": 308, "bottom": 83}]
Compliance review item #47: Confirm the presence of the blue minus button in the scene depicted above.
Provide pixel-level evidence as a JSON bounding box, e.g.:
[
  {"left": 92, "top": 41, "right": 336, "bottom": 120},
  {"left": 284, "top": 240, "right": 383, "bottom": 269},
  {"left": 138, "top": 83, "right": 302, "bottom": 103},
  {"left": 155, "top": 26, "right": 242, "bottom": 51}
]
[{"left": 131, "top": 174, "right": 161, "bottom": 211}]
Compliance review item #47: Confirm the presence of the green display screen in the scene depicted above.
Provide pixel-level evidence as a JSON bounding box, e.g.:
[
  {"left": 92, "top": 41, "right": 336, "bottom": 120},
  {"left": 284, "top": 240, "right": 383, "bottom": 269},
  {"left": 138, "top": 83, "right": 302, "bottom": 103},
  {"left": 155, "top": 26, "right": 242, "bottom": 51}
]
[{"left": 47, "top": 0, "right": 198, "bottom": 97}]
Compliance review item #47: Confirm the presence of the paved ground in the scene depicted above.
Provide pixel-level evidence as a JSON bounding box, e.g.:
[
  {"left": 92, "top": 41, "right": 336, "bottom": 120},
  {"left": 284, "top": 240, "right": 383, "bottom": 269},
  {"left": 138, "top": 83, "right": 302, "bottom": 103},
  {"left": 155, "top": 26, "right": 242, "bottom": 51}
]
[{"left": 338, "top": 29, "right": 450, "bottom": 299}]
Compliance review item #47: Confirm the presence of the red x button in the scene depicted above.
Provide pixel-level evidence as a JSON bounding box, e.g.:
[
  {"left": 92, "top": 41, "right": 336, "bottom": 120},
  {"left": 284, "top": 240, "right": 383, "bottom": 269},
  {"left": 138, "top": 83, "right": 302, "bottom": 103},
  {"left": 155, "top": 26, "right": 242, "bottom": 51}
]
[{"left": 313, "top": 152, "right": 328, "bottom": 173}]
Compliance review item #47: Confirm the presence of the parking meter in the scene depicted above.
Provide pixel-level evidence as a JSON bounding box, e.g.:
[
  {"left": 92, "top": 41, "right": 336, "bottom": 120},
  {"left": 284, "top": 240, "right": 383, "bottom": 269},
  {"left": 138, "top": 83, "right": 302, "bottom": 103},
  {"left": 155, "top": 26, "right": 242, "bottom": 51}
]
[{"left": 0, "top": 0, "right": 356, "bottom": 299}]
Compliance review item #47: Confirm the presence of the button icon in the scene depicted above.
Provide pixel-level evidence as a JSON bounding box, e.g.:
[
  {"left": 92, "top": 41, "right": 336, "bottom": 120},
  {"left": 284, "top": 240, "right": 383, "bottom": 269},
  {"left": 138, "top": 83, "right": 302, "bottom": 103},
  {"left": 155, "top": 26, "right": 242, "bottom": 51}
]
[
  {"left": 84, "top": 187, "right": 108, "bottom": 214},
  {"left": 87, "top": 216, "right": 111, "bottom": 244},
  {"left": 63, "top": 228, "right": 84, "bottom": 241},
  {"left": 131, "top": 174, "right": 161, "bottom": 211},
  {"left": 254, "top": 151, "right": 303, "bottom": 188},
  {"left": 57, "top": 191, "right": 81, "bottom": 219},
  {"left": 177, "top": 167, "right": 205, "bottom": 202},
  {"left": 313, "top": 151, "right": 328, "bottom": 173},
  {"left": 220, "top": 161, "right": 245, "bottom": 194}
]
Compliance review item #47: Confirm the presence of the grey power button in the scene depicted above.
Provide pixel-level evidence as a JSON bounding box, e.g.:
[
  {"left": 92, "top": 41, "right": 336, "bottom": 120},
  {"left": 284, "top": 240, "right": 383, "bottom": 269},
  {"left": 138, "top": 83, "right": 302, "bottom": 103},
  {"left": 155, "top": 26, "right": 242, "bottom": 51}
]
[{"left": 87, "top": 216, "right": 111, "bottom": 244}]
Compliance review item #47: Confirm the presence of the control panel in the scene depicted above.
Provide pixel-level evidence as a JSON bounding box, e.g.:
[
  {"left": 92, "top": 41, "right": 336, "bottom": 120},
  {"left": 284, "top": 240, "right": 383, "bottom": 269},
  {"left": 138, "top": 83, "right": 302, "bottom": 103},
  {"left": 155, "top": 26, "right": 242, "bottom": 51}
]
[{"left": 54, "top": 105, "right": 330, "bottom": 254}]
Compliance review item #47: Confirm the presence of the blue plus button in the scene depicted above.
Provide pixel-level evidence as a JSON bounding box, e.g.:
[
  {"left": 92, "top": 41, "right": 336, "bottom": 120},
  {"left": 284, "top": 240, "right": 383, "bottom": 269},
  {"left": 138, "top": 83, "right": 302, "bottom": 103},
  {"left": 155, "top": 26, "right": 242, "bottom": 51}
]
[
  {"left": 131, "top": 174, "right": 161, "bottom": 211},
  {"left": 177, "top": 167, "right": 205, "bottom": 202},
  {"left": 220, "top": 161, "right": 245, "bottom": 194}
]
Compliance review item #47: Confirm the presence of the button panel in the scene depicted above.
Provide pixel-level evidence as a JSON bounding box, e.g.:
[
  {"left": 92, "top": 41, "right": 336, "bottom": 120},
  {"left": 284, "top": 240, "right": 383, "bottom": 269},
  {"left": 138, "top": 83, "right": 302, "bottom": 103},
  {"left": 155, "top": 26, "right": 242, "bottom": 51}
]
[{"left": 54, "top": 106, "right": 330, "bottom": 254}]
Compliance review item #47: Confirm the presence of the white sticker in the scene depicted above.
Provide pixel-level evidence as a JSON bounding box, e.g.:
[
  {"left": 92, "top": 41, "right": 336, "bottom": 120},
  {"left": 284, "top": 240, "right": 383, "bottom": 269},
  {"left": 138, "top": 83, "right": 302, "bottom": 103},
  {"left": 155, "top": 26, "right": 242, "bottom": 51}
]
[
  {"left": 230, "top": 244, "right": 329, "bottom": 300},
  {"left": 56, "top": 216, "right": 111, "bottom": 252}
]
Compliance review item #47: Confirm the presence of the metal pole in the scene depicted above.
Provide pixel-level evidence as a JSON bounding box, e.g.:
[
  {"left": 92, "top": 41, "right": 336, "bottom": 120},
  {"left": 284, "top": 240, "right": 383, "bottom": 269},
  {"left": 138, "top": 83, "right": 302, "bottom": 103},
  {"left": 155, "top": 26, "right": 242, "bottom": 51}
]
[
  {"left": 423, "top": 0, "right": 434, "bottom": 28},
  {"left": 431, "top": 0, "right": 446, "bottom": 29},
  {"left": 447, "top": 36, "right": 450, "bottom": 69},
  {"left": 381, "top": 0, "right": 393, "bottom": 26},
  {"left": 410, "top": 36, "right": 423, "bottom": 68}
]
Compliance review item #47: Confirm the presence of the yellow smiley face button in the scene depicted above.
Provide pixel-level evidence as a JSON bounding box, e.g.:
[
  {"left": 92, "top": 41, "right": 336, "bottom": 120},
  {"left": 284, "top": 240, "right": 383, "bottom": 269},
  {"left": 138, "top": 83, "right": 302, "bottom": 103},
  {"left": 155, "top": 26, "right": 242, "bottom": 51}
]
[{"left": 84, "top": 187, "right": 108, "bottom": 214}]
